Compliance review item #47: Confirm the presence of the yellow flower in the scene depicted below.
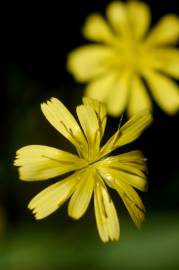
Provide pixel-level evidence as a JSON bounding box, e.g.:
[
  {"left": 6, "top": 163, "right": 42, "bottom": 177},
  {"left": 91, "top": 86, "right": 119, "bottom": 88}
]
[
  {"left": 14, "top": 97, "right": 152, "bottom": 242},
  {"left": 67, "top": 1, "right": 179, "bottom": 117}
]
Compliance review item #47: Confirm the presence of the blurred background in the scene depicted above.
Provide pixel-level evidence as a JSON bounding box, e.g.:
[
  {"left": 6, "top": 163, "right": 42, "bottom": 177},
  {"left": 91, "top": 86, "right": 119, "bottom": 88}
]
[{"left": 0, "top": 0, "right": 179, "bottom": 269}]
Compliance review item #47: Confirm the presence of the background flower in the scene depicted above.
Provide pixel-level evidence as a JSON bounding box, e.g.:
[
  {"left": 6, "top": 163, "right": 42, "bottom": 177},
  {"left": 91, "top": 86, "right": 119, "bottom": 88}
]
[{"left": 67, "top": 1, "right": 179, "bottom": 117}]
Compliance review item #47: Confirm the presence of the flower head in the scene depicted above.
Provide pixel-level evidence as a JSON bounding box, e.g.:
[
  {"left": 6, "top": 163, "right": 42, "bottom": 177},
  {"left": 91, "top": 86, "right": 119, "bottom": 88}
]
[
  {"left": 14, "top": 97, "right": 152, "bottom": 242},
  {"left": 67, "top": 1, "right": 179, "bottom": 116}
]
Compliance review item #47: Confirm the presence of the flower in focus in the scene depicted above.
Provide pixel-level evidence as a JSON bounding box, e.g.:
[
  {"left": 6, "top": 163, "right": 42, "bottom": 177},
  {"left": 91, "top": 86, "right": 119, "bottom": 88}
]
[
  {"left": 14, "top": 97, "right": 152, "bottom": 242},
  {"left": 67, "top": 1, "right": 179, "bottom": 117}
]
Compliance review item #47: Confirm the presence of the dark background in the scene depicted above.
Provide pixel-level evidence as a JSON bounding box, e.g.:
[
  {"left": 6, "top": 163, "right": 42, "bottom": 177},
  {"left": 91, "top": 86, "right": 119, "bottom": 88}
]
[{"left": 0, "top": 1, "right": 179, "bottom": 269}]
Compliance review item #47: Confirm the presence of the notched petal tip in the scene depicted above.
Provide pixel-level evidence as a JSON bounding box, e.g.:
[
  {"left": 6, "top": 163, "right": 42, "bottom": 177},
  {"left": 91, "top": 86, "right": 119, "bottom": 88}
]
[
  {"left": 26, "top": 175, "right": 77, "bottom": 220},
  {"left": 13, "top": 156, "right": 19, "bottom": 166}
]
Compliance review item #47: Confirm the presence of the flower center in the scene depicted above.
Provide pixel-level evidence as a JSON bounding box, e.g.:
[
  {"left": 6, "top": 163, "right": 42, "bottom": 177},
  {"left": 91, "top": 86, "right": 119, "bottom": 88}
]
[{"left": 111, "top": 41, "right": 147, "bottom": 72}]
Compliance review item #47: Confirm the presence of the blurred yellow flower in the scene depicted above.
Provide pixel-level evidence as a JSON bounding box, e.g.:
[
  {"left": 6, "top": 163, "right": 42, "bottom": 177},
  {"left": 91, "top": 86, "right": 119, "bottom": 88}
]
[
  {"left": 14, "top": 97, "right": 152, "bottom": 242},
  {"left": 67, "top": 1, "right": 179, "bottom": 117}
]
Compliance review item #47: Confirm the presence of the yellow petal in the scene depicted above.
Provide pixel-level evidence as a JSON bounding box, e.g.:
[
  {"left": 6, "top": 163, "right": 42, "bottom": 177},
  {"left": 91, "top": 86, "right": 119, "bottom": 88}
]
[
  {"left": 150, "top": 48, "right": 179, "bottom": 79},
  {"left": 98, "top": 166, "right": 147, "bottom": 192},
  {"left": 158, "top": 50, "right": 179, "bottom": 79},
  {"left": 127, "top": 1, "right": 151, "bottom": 40},
  {"left": 82, "top": 13, "right": 115, "bottom": 43},
  {"left": 101, "top": 110, "right": 152, "bottom": 156},
  {"left": 127, "top": 75, "right": 152, "bottom": 116},
  {"left": 106, "top": 1, "right": 129, "bottom": 37},
  {"left": 28, "top": 173, "right": 77, "bottom": 219},
  {"left": 41, "top": 98, "right": 87, "bottom": 157},
  {"left": 98, "top": 150, "right": 148, "bottom": 191},
  {"left": 83, "top": 97, "right": 107, "bottom": 139},
  {"left": 68, "top": 169, "right": 94, "bottom": 219},
  {"left": 145, "top": 14, "right": 179, "bottom": 46},
  {"left": 106, "top": 70, "right": 131, "bottom": 117},
  {"left": 114, "top": 180, "right": 145, "bottom": 228},
  {"left": 162, "top": 60, "right": 179, "bottom": 79},
  {"left": 76, "top": 104, "right": 100, "bottom": 160},
  {"left": 144, "top": 70, "right": 179, "bottom": 114},
  {"left": 85, "top": 71, "right": 117, "bottom": 103},
  {"left": 109, "top": 150, "right": 147, "bottom": 167},
  {"left": 94, "top": 179, "right": 120, "bottom": 242},
  {"left": 14, "top": 145, "right": 87, "bottom": 181},
  {"left": 67, "top": 45, "right": 115, "bottom": 82}
]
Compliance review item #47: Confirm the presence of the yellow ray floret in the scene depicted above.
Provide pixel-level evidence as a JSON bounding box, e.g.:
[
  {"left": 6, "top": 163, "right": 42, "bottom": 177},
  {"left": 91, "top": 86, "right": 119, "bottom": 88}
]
[
  {"left": 67, "top": 1, "right": 179, "bottom": 116},
  {"left": 14, "top": 97, "right": 152, "bottom": 242},
  {"left": 94, "top": 179, "right": 120, "bottom": 242},
  {"left": 14, "top": 145, "right": 87, "bottom": 180}
]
